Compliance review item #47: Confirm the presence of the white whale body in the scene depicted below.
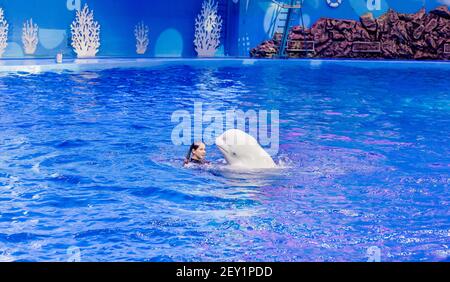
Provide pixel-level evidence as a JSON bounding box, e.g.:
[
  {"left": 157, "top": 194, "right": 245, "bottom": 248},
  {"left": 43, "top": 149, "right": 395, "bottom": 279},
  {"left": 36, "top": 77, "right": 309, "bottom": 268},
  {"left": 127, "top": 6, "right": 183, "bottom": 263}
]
[{"left": 215, "top": 129, "right": 276, "bottom": 169}]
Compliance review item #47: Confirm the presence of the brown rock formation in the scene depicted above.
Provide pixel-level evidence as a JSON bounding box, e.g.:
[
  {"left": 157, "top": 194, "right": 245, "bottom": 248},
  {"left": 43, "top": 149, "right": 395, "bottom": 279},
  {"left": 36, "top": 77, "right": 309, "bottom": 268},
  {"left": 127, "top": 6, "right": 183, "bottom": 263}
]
[
  {"left": 430, "top": 5, "right": 450, "bottom": 19},
  {"left": 249, "top": 40, "right": 278, "bottom": 58},
  {"left": 250, "top": 6, "right": 450, "bottom": 60}
]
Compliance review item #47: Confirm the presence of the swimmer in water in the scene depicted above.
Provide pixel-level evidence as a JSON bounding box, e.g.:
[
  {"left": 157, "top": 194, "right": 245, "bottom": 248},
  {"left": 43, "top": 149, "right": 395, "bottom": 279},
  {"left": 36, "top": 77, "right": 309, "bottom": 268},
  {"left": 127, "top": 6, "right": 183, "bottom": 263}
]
[{"left": 184, "top": 141, "right": 209, "bottom": 166}]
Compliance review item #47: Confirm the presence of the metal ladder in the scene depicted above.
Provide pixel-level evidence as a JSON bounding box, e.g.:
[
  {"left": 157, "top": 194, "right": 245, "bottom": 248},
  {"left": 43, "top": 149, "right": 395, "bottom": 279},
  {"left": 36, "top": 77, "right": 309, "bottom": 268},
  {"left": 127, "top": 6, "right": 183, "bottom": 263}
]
[{"left": 273, "top": 0, "right": 302, "bottom": 58}]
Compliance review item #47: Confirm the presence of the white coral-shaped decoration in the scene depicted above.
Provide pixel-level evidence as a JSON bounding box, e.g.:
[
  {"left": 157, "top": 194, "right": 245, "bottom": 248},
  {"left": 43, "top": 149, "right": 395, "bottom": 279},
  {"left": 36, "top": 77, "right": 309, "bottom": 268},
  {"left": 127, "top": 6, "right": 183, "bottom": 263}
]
[
  {"left": 134, "top": 21, "right": 149, "bottom": 55},
  {"left": 194, "top": 0, "right": 223, "bottom": 57},
  {"left": 0, "top": 8, "right": 8, "bottom": 58},
  {"left": 70, "top": 4, "right": 100, "bottom": 58},
  {"left": 22, "top": 19, "right": 39, "bottom": 55}
]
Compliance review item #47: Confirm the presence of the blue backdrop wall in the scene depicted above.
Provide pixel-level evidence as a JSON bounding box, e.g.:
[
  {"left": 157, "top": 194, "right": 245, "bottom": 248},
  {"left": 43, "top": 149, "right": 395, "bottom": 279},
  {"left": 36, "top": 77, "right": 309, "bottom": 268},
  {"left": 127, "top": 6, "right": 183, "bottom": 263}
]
[
  {"left": 236, "top": 0, "right": 450, "bottom": 56},
  {"left": 0, "top": 0, "right": 240, "bottom": 58},
  {"left": 1, "top": 0, "right": 449, "bottom": 58}
]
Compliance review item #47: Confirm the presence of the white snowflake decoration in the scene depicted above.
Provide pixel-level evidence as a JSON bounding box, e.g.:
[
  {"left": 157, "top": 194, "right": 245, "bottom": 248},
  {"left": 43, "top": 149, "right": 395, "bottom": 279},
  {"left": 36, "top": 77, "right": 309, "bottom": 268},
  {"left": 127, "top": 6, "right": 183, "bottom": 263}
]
[
  {"left": 22, "top": 19, "right": 39, "bottom": 55},
  {"left": 0, "top": 8, "right": 8, "bottom": 58},
  {"left": 194, "top": 0, "right": 223, "bottom": 57},
  {"left": 70, "top": 4, "right": 100, "bottom": 58},
  {"left": 134, "top": 21, "right": 149, "bottom": 55}
]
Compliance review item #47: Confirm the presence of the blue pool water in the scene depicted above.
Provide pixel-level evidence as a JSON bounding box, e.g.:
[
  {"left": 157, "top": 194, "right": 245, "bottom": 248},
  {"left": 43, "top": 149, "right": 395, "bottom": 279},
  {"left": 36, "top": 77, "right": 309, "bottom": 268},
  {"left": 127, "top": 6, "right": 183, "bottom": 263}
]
[{"left": 0, "top": 60, "right": 449, "bottom": 262}]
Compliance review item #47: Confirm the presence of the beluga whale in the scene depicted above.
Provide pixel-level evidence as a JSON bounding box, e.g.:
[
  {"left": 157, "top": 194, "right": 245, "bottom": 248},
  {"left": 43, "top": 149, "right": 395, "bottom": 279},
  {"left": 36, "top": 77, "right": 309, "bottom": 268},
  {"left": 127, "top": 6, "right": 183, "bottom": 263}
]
[{"left": 215, "top": 129, "right": 277, "bottom": 169}]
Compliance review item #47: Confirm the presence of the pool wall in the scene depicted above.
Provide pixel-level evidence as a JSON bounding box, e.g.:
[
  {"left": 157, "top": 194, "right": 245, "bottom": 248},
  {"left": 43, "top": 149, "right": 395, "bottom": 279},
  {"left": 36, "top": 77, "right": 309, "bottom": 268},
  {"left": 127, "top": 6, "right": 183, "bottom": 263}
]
[{"left": 0, "top": 0, "right": 240, "bottom": 58}]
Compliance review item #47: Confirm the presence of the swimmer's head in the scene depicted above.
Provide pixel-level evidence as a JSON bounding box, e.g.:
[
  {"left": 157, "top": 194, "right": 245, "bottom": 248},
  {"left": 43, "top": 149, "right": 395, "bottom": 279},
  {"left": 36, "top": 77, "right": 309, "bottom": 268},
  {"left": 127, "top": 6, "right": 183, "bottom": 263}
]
[{"left": 185, "top": 141, "right": 206, "bottom": 163}]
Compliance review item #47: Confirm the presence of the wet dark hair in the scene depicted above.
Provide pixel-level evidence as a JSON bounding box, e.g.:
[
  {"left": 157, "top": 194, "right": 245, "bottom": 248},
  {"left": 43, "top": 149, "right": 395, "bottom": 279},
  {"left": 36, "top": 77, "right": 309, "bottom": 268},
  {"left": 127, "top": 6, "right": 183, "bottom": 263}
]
[{"left": 184, "top": 142, "right": 202, "bottom": 164}]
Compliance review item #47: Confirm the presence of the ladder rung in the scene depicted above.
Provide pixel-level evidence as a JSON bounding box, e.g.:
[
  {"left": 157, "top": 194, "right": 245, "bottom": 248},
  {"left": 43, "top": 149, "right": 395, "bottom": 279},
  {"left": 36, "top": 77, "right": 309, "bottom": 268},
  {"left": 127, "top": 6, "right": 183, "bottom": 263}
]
[{"left": 281, "top": 4, "right": 301, "bottom": 9}]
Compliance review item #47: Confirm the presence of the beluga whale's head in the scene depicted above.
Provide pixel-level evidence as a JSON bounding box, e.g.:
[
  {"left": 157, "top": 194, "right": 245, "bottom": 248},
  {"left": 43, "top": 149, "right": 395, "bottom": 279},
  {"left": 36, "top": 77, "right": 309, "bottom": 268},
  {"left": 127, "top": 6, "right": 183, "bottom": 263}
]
[{"left": 215, "top": 129, "right": 276, "bottom": 169}]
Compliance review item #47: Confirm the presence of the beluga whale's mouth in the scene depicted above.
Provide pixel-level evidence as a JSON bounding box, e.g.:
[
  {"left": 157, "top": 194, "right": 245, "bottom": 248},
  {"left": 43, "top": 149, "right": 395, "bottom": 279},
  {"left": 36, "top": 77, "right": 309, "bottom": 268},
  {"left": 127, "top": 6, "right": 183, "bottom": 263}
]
[{"left": 215, "top": 143, "right": 228, "bottom": 154}]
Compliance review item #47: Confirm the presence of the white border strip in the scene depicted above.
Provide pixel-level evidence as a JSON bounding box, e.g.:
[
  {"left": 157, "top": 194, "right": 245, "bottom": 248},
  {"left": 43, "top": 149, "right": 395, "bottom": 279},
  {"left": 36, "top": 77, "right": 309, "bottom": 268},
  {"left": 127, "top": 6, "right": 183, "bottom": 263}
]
[{"left": 0, "top": 58, "right": 448, "bottom": 74}]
